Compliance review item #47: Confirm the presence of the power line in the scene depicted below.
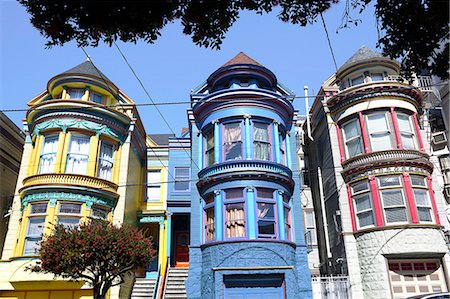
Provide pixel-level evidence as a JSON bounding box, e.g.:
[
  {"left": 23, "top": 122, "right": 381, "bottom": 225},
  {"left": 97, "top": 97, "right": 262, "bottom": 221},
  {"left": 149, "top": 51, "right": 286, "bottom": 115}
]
[{"left": 320, "top": 12, "right": 339, "bottom": 72}]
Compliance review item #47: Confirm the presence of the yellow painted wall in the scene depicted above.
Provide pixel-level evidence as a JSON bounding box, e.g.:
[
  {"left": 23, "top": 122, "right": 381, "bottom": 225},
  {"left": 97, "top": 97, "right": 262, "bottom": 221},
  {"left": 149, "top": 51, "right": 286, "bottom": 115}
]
[{"left": 0, "top": 290, "right": 93, "bottom": 299}]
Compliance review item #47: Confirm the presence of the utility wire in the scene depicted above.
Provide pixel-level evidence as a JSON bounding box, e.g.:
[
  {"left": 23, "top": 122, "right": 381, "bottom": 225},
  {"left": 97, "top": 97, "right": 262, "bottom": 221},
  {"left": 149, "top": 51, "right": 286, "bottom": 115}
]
[{"left": 320, "top": 12, "right": 339, "bottom": 72}]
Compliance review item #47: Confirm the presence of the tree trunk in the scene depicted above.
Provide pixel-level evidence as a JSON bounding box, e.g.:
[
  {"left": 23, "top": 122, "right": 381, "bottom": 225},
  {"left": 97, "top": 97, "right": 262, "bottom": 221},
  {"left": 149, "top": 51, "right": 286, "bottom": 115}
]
[{"left": 93, "top": 283, "right": 106, "bottom": 299}]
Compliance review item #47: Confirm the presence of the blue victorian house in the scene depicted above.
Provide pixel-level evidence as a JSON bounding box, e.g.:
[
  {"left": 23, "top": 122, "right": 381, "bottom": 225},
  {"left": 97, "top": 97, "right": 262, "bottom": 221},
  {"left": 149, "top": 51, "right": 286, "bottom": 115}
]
[{"left": 185, "top": 52, "right": 312, "bottom": 299}]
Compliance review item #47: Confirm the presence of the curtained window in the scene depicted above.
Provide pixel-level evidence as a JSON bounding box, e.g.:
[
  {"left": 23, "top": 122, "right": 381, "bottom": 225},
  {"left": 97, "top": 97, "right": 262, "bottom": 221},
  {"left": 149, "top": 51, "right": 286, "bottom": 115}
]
[
  {"left": 97, "top": 141, "right": 114, "bottom": 180},
  {"left": 65, "top": 134, "right": 90, "bottom": 175},
  {"left": 90, "top": 91, "right": 104, "bottom": 104},
  {"left": 24, "top": 202, "right": 48, "bottom": 255},
  {"left": 342, "top": 119, "right": 363, "bottom": 157},
  {"left": 38, "top": 135, "right": 59, "bottom": 174},
  {"left": 224, "top": 188, "right": 245, "bottom": 239},
  {"left": 378, "top": 176, "right": 408, "bottom": 224},
  {"left": 256, "top": 188, "right": 276, "bottom": 238},
  {"left": 411, "top": 175, "right": 433, "bottom": 223},
  {"left": 351, "top": 180, "right": 375, "bottom": 228},
  {"left": 253, "top": 123, "right": 271, "bottom": 160},
  {"left": 205, "top": 207, "right": 215, "bottom": 241},
  {"left": 58, "top": 203, "right": 82, "bottom": 228},
  {"left": 205, "top": 130, "right": 215, "bottom": 166},
  {"left": 223, "top": 122, "right": 243, "bottom": 161},
  {"left": 367, "top": 113, "right": 393, "bottom": 151},
  {"left": 68, "top": 88, "right": 85, "bottom": 100}
]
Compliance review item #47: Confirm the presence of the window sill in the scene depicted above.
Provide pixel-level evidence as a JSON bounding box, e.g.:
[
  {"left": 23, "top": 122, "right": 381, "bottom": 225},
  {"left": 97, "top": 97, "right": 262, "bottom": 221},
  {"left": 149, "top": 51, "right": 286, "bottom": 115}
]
[
  {"left": 200, "top": 238, "right": 297, "bottom": 249},
  {"left": 353, "top": 223, "right": 444, "bottom": 235}
]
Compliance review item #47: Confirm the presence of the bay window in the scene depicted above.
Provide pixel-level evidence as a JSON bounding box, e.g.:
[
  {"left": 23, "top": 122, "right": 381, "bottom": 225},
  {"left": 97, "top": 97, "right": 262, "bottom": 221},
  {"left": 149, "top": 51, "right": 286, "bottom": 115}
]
[
  {"left": 352, "top": 180, "right": 375, "bottom": 228},
  {"left": 205, "top": 130, "right": 215, "bottom": 166},
  {"left": 342, "top": 119, "right": 363, "bottom": 157},
  {"left": 367, "top": 113, "right": 393, "bottom": 151},
  {"left": 98, "top": 140, "right": 114, "bottom": 180},
  {"left": 253, "top": 123, "right": 271, "bottom": 160},
  {"left": 411, "top": 175, "right": 433, "bottom": 222},
  {"left": 397, "top": 113, "right": 416, "bottom": 149},
  {"left": 378, "top": 176, "right": 408, "bottom": 224},
  {"left": 224, "top": 189, "right": 245, "bottom": 239},
  {"left": 38, "top": 135, "right": 59, "bottom": 173},
  {"left": 24, "top": 202, "right": 48, "bottom": 255},
  {"left": 223, "top": 122, "right": 243, "bottom": 161},
  {"left": 65, "top": 134, "right": 90, "bottom": 175}
]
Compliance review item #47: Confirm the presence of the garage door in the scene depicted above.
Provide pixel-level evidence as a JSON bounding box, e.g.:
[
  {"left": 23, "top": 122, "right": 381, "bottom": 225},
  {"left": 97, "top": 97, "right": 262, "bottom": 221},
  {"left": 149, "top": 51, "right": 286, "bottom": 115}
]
[
  {"left": 224, "top": 274, "right": 284, "bottom": 299},
  {"left": 388, "top": 259, "right": 448, "bottom": 299}
]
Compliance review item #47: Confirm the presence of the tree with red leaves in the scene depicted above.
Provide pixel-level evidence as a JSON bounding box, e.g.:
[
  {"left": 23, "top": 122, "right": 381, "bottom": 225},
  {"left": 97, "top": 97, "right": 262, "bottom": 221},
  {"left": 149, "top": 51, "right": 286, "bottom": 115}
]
[{"left": 28, "top": 221, "right": 155, "bottom": 299}]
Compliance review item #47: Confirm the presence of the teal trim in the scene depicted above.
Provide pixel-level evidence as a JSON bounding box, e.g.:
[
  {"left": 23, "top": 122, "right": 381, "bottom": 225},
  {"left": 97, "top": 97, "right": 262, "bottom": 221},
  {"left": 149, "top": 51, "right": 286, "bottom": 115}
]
[
  {"left": 214, "top": 191, "right": 223, "bottom": 241},
  {"left": 21, "top": 191, "right": 116, "bottom": 209},
  {"left": 166, "top": 214, "right": 172, "bottom": 262},
  {"left": 200, "top": 199, "right": 204, "bottom": 243},
  {"left": 245, "top": 117, "right": 252, "bottom": 159},
  {"left": 286, "top": 132, "right": 292, "bottom": 168},
  {"left": 214, "top": 122, "right": 221, "bottom": 163},
  {"left": 273, "top": 122, "right": 281, "bottom": 163},
  {"left": 276, "top": 191, "right": 286, "bottom": 240},
  {"left": 33, "top": 119, "right": 125, "bottom": 141},
  {"left": 139, "top": 216, "right": 165, "bottom": 226},
  {"left": 246, "top": 188, "right": 257, "bottom": 239}
]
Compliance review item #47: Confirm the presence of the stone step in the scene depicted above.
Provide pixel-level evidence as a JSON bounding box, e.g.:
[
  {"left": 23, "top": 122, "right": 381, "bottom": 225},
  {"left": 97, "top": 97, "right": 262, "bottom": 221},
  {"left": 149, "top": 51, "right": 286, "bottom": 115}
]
[
  {"left": 164, "top": 295, "right": 187, "bottom": 299},
  {"left": 166, "top": 285, "right": 186, "bottom": 290}
]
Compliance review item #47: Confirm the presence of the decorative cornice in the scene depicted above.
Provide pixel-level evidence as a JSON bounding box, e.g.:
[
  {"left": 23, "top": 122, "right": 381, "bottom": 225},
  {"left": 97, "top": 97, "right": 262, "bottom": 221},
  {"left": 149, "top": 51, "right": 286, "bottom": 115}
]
[{"left": 21, "top": 191, "right": 117, "bottom": 209}]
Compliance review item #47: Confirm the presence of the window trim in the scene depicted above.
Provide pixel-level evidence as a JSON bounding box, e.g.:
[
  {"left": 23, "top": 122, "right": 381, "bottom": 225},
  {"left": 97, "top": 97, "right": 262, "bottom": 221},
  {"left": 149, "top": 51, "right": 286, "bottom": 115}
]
[
  {"left": 173, "top": 167, "right": 191, "bottom": 192},
  {"left": 65, "top": 133, "right": 91, "bottom": 175},
  {"left": 97, "top": 140, "right": 115, "bottom": 180},
  {"left": 256, "top": 188, "right": 278, "bottom": 239},
  {"left": 341, "top": 118, "right": 363, "bottom": 158},
  {"left": 223, "top": 188, "right": 246, "bottom": 240},
  {"left": 366, "top": 111, "right": 394, "bottom": 152},
  {"left": 38, "top": 134, "right": 59, "bottom": 174},
  {"left": 204, "top": 128, "right": 215, "bottom": 166},
  {"left": 351, "top": 180, "right": 376, "bottom": 229},
  {"left": 252, "top": 121, "right": 272, "bottom": 161},
  {"left": 378, "top": 175, "right": 410, "bottom": 225},
  {"left": 222, "top": 121, "right": 244, "bottom": 162}
]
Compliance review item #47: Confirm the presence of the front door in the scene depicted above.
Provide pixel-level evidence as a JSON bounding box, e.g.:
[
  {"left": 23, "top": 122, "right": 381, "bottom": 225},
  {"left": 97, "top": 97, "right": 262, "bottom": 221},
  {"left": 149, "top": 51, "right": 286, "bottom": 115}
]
[{"left": 175, "top": 231, "right": 189, "bottom": 267}]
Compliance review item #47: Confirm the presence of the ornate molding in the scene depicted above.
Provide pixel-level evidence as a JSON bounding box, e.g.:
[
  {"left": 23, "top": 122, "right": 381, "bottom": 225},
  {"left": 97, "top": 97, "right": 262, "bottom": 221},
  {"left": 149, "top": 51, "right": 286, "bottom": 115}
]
[{"left": 21, "top": 191, "right": 116, "bottom": 209}]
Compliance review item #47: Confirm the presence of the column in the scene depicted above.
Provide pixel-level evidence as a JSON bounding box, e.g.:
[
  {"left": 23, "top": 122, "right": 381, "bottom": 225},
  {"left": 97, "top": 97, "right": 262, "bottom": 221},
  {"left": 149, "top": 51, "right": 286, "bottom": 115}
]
[
  {"left": 87, "top": 134, "right": 100, "bottom": 176},
  {"left": 246, "top": 187, "right": 257, "bottom": 239},
  {"left": 403, "top": 173, "right": 419, "bottom": 223},
  {"left": 213, "top": 120, "right": 221, "bottom": 163},
  {"left": 285, "top": 131, "right": 292, "bottom": 168},
  {"left": 427, "top": 176, "right": 441, "bottom": 225},
  {"left": 31, "top": 134, "right": 44, "bottom": 174},
  {"left": 197, "top": 132, "right": 203, "bottom": 170},
  {"left": 165, "top": 213, "right": 172, "bottom": 265},
  {"left": 158, "top": 220, "right": 166, "bottom": 273},
  {"left": 276, "top": 191, "right": 286, "bottom": 240},
  {"left": 413, "top": 113, "right": 426, "bottom": 152},
  {"left": 199, "top": 198, "right": 204, "bottom": 243},
  {"left": 214, "top": 190, "right": 223, "bottom": 241},
  {"left": 244, "top": 115, "right": 252, "bottom": 159},
  {"left": 273, "top": 121, "right": 281, "bottom": 163},
  {"left": 390, "top": 107, "right": 403, "bottom": 149},
  {"left": 358, "top": 111, "right": 370, "bottom": 153},
  {"left": 54, "top": 131, "right": 66, "bottom": 173},
  {"left": 369, "top": 176, "right": 384, "bottom": 226}
]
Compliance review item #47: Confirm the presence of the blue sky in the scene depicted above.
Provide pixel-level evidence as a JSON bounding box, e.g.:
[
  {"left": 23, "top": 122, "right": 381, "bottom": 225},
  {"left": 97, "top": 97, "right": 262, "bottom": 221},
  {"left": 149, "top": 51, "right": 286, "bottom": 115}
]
[{"left": 0, "top": 1, "right": 379, "bottom": 134}]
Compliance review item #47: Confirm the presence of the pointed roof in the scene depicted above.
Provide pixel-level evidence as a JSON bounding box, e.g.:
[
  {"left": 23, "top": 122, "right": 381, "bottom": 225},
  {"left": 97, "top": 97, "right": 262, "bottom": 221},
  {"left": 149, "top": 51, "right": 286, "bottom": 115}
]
[
  {"left": 340, "top": 46, "right": 384, "bottom": 69},
  {"left": 61, "top": 59, "right": 112, "bottom": 82},
  {"left": 222, "top": 52, "right": 264, "bottom": 67}
]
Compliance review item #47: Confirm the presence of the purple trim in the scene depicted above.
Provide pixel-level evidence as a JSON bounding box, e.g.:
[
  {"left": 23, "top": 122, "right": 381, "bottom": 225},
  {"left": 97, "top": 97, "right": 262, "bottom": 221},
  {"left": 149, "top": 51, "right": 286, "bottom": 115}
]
[{"left": 199, "top": 238, "right": 297, "bottom": 249}]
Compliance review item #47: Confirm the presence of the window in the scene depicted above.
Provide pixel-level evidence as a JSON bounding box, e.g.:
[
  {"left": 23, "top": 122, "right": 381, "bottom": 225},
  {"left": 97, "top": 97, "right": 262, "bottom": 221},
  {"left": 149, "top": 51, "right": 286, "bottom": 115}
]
[
  {"left": 370, "top": 73, "right": 384, "bottom": 81},
  {"left": 397, "top": 113, "right": 416, "bottom": 149},
  {"left": 352, "top": 180, "right": 375, "bottom": 228},
  {"left": 98, "top": 141, "right": 114, "bottom": 180},
  {"left": 224, "top": 189, "right": 245, "bottom": 239},
  {"left": 304, "top": 210, "right": 316, "bottom": 246},
  {"left": 205, "top": 130, "right": 215, "bottom": 166},
  {"left": 90, "top": 91, "right": 104, "bottom": 104},
  {"left": 342, "top": 119, "right": 363, "bottom": 157},
  {"left": 283, "top": 193, "right": 291, "bottom": 240},
  {"left": 378, "top": 176, "right": 408, "bottom": 224},
  {"left": 253, "top": 123, "right": 271, "bottom": 160},
  {"left": 147, "top": 169, "right": 161, "bottom": 201},
  {"left": 367, "top": 113, "right": 393, "bottom": 151},
  {"left": 279, "top": 133, "right": 286, "bottom": 164},
  {"left": 68, "top": 88, "right": 85, "bottom": 100},
  {"left": 351, "top": 75, "right": 364, "bottom": 86},
  {"left": 411, "top": 175, "right": 433, "bottom": 223},
  {"left": 256, "top": 188, "right": 276, "bottom": 238},
  {"left": 204, "top": 193, "right": 215, "bottom": 241},
  {"left": 38, "top": 135, "right": 59, "bottom": 173},
  {"left": 223, "top": 122, "right": 243, "bottom": 161},
  {"left": 65, "top": 134, "right": 90, "bottom": 175},
  {"left": 92, "top": 206, "right": 109, "bottom": 220},
  {"left": 174, "top": 167, "right": 190, "bottom": 192},
  {"left": 24, "top": 203, "right": 47, "bottom": 255},
  {"left": 58, "top": 203, "right": 82, "bottom": 228}
]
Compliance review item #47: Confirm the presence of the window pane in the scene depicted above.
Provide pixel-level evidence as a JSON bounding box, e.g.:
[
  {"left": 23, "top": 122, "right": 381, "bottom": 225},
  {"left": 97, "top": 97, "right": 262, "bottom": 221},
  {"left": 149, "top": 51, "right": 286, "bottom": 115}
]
[
  {"left": 257, "top": 203, "right": 275, "bottom": 219},
  {"left": 253, "top": 123, "right": 269, "bottom": 142},
  {"left": 27, "top": 217, "right": 45, "bottom": 236},
  {"left": 371, "top": 132, "right": 392, "bottom": 151},
  {"left": 59, "top": 203, "right": 82, "bottom": 214},
  {"left": 98, "top": 141, "right": 114, "bottom": 180},
  {"left": 90, "top": 92, "right": 103, "bottom": 104},
  {"left": 256, "top": 188, "right": 273, "bottom": 199},
  {"left": 205, "top": 207, "right": 215, "bottom": 241},
  {"left": 347, "top": 139, "right": 363, "bottom": 156},
  {"left": 174, "top": 167, "right": 190, "bottom": 191},
  {"left": 351, "top": 75, "right": 364, "bottom": 85},
  {"left": 417, "top": 207, "right": 432, "bottom": 222},
  {"left": 368, "top": 114, "right": 389, "bottom": 131},
  {"left": 382, "top": 190, "right": 405, "bottom": 207},
  {"left": 343, "top": 120, "right": 359, "bottom": 139},
  {"left": 352, "top": 181, "right": 369, "bottom": 194},
  {"left": 371, "top": 73, "right": 383, "bottom": 81},
  {"left": 413, "top": 189, "right": 429, "bottom": 206},
  {"left": 66, "top": 135, "right": 90, "bottom": 174},
  {"left": 30, "top": 203, "right": 47, "bottom": 214},
  {"left": 304, "top": 211, "right": 315, "bottom": 227},
  {"left": 401, "top": 134, "right": 415, "bottom": 149},
  {"left": 58, "top": 217, "right": 80, "bottom": 228},
  {"left": 92, "top": 207, "right": 109, "bottom": 219},
  {"left": 368, "top": 113, "right": 393, "bottom": 151},
  {"left": 147, "top": 186, "right": 161, "bottom": 200},
  {"left": 358, "top": 211, "right": 375, "bottom": 227},
  {"left": 411, "top": 175, "right": 426, "bottom": 187},
  {"left": 355, "top": 194, "right": 372, "bottom": 212},
  {"left": 24, "top": 238, "right": 41, "bottom": 255},
  {"left": 385, "top": 207, "right": 408, "bottom": 223},
  {"left": 378, "top": 176, "right": 401, "bottom": 187},
  {"left": 68, "top": 89, "right": 85, "bottom": 99},
  {"left": 39, "top": 135, "right": 59, "bottom": 173},
  {"left": 397, "top": 114, "right": 413, "bottom": 132},
  {"left": 254, "top": 143, "right": 270, "bottom": 160},
  {"left": 258, "top": 220, "right": 275, "bottom": 235},
  {"left": 225, "top": 188, "right": 244, "bottom": 200},
  {"left": 205, "top": 131, "right": 214, "bottom": 166},
  {"left": 225, "top": 203, "right": 245, "bottom": 238}
]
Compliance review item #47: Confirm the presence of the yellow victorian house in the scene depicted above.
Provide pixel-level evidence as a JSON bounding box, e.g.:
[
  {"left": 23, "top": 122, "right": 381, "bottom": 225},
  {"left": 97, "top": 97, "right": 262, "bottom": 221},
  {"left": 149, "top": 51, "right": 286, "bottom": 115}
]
[{"left": 0, "top": 60, "right": 147, "bottom": 299}]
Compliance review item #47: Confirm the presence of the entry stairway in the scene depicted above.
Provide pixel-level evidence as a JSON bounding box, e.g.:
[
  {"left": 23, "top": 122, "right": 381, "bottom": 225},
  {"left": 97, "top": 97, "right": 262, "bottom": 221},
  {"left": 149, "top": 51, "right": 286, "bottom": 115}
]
[
  {"left": 130, "top": 277, "right": 157, "bottom": 299},
  {"left": 163, "top": 267, "right": 188, "bottom": 299}
]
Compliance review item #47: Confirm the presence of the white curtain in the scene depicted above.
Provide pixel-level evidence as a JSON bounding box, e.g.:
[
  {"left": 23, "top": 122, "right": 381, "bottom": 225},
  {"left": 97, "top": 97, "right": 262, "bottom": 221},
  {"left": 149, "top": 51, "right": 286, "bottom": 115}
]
[
  {"left": 98, "top": 142, "right": 114, "bottom": 180},
  {"left": 224, "top": 123, "right": 242, "bottom": 160},
  {"left": 368, "top": 114, "right": 392, "bottom": 151},
  {"left": 206, "top": 208, "right": 215, "bottom": 241},
  {"left": 39, "top": 135, "right": 58, "bottom": 173},
  {"left": 254, "top": 124, "right": 270, "bottom": 160},
  {"left": 225, "top": 204, "right": 245, "bottom": 238},
  {"left": 66, "top": 135, "right": 90, "bottom": 174}
]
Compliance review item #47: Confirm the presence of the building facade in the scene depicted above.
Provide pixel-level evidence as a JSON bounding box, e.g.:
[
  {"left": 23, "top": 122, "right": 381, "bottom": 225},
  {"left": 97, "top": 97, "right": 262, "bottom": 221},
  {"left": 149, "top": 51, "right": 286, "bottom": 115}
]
[
  {"left": 0, "top": 61, "right": 148, "bottom": 299},
  {"left": 304, "top": 46, "right": 450, "bottom": 299},
  {"left": 185, "top": 53, "right": 312, "bottom": 299}
]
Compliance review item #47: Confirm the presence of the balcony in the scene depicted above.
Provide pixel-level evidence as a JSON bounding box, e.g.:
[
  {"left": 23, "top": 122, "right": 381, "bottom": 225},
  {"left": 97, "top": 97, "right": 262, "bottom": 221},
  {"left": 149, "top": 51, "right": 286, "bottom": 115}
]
[
  {"left": 20, "top": 173, "right": 118, "bottom": 194},
  {"left": 341, "top": 149, "right": 433, "bottom": 177},
  {"left": 197, "top": 160, "right": 293, "bottom": 190}
]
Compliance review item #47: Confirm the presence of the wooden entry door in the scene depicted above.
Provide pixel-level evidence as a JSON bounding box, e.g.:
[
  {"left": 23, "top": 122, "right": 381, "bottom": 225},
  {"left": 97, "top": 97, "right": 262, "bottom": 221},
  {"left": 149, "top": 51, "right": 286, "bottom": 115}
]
[{"left": 175, "top": 232, "right": 189, "bottom": 267}]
